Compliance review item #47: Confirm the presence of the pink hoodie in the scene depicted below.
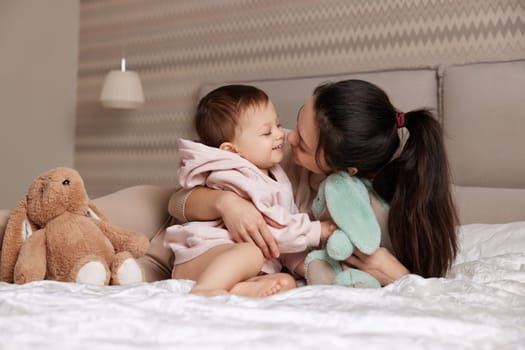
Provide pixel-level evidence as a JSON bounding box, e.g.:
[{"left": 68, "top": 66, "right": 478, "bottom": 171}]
[{"left": 165, "top": 139, "right": 321, "bottom": 273}]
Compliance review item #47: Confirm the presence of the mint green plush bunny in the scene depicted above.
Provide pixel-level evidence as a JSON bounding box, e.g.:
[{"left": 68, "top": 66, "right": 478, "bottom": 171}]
[{"left": 305, "top": 171, "right": 382, "bottom": 288}]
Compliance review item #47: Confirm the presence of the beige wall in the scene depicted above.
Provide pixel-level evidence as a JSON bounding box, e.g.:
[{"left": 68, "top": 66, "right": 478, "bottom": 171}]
[
  {"left": 0, "top": 0, "right": 79, "bottom": 208},
  {"left": 77, "top": 0, "right": 525, "bottom": 198}
]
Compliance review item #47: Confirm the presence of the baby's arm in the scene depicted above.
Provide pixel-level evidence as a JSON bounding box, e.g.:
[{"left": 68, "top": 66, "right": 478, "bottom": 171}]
[
  {"left": 277, "top": 220, "right": 335, "bottom": 278},
  {"left": 168, "top": 186, "right": 280, "bottom": 259},
  {"left": 264, "top": 203, "right": 336, "bottom": 254}
]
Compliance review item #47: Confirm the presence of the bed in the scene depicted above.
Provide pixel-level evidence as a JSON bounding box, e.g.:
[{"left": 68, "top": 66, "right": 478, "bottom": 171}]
[
  {"left": 1, "top": 59, "right": 525, "bottom": 349},
  {"left": 1, "top": 223, "right": 524, "bottom": 349}
]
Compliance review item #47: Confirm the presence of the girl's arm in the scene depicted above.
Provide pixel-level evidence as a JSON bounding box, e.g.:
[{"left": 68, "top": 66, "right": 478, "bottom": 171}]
[
  {"left": 168, "top": 186, "right": 280, "bottom": 259},
  {"left": 343, "top": 247, "right": 410, "bottom": 286}
]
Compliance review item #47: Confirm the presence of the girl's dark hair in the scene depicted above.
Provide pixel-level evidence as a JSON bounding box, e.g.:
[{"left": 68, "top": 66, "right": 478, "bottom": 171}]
[
  {"left": 195, "top": 84, "right": 269, "bottom": 147},
  {"left": 313, "top": 79, "right": 458, "bottom": 277}
]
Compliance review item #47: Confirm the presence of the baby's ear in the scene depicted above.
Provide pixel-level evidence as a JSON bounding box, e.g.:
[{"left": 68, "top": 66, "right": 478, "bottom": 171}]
[
  {"left": 347, "top": 167, "right": 358, "bottom": 176},
  {"left": 219, "top": 142, "right": 239, "bottom": 154}
]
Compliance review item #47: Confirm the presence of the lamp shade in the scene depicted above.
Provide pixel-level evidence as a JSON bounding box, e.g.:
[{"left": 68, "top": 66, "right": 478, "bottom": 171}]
[{"left": 99, "top": 69, "right": 145, "bottom": 109}]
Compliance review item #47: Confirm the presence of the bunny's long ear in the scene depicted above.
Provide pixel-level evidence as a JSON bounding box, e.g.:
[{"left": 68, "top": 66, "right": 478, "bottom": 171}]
[
  {"left": 325, "top": 172, "right": 381, "bottom": 254},
  {"left": 0, "top": 198, "right": 36, "bottom": 282}
]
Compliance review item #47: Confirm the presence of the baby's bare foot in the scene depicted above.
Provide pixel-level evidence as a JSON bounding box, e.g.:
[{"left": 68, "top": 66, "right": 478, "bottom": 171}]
[
  {"left": 229, "top": 277, "right": 281, "bottom": 297},
  {"left": 230, "top": 273, "right": 296, "bottom": 297}
]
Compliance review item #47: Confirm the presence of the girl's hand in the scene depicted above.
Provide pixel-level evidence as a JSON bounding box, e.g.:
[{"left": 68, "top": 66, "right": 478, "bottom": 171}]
[
  {"left": 342, "top": 247, "right": 410, "bottom": 286},
  {"left": 218, "top": 191, "right": 280, "bottom": 259}
]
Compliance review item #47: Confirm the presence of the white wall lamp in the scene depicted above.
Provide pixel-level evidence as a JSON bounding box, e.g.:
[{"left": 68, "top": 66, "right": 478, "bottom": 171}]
[{"left": 99, "top": 57, "right": 144, "bottom": 109}]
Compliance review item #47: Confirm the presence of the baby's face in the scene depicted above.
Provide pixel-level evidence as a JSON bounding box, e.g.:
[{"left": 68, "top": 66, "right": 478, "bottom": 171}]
[{"left": 232, "top": 101, "right": 285, "bottom": 172}]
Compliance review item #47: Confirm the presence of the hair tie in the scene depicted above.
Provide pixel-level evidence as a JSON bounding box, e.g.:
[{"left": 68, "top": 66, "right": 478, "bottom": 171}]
[
  {"left": 395, "top": 112, "right": 405, "bottom": 128},
  {"left": 388, "top": 111, "right": 410, "bottom": 163}
]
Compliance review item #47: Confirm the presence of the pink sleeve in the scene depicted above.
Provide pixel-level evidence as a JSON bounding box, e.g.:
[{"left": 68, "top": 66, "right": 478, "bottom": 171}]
[{"left": 267, "top": 212, "right": 321, "bottom": 253}]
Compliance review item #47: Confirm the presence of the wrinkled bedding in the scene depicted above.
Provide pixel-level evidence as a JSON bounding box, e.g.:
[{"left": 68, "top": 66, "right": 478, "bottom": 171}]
[{"left": 1, "top": 222, "right": 524, "bottom": 350}]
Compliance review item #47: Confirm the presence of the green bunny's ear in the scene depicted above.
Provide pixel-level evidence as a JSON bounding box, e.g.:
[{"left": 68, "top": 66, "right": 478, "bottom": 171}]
[
  {"left": 311, "top": 179, "right": 327, "bottom": 219},
  {"left": 324, "top": 171, "right": 380, "bottom": 254}
]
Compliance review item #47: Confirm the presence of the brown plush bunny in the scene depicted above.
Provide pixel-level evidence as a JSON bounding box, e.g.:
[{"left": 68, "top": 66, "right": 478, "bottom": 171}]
[{"left": 0, "top": 167, "right": 150, "bottom": 285}]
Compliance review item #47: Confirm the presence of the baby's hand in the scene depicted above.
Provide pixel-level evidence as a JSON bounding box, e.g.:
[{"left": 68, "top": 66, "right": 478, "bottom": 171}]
[
  {"left": 219, "top": 191, "right": 280, "bottom": 259},
  {"left": 320, "top": 220, "right": 336, "bottom": 241}
]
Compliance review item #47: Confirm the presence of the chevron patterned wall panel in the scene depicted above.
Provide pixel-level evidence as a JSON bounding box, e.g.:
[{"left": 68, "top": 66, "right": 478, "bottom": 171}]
[{"left": 77, "top": 0, "right": 525, "bottom": 197}]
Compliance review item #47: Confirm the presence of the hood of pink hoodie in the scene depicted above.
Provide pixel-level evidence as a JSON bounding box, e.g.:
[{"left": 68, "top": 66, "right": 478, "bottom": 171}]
[{"left": 177, "top": 138, "right": 295, "bottom": 214}]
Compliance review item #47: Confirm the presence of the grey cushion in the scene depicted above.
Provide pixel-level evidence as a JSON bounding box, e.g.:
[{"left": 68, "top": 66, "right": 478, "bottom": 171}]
[
  {"left": 443, "top": 60, "right": 525, "bottom": 223},
  {"left": 93, "top": 185, "right": 176, "bottom": 282}
]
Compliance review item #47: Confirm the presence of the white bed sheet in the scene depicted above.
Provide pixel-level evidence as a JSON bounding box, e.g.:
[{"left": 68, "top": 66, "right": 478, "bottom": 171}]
[{"left": 1, "top": 222, "right": 525, "bottom": 350}]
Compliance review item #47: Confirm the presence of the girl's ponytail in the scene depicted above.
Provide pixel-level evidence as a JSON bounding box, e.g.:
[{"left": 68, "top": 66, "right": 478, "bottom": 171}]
[{"left": 376, "top": 109, "right": 458, "bottom": 277}]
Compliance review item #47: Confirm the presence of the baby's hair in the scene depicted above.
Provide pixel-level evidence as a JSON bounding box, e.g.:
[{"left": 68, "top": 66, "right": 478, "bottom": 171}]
[{"left": 195, "top": 84, "right": 269, "bottom": 148}]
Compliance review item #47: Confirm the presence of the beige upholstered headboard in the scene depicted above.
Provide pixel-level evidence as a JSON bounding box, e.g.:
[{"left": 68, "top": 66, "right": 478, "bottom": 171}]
[
  {"left": 201, "top": 60, "right": 525, "bottom": 225},
  {"left": 201, "top": 69, "right": 439, "bottom": 130},
  {"left": 442, "top": 60, "right": 525, "bottom": 224}
]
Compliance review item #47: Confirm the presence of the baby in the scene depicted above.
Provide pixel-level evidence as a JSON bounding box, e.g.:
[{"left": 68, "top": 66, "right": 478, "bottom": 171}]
[{"left": 165, "top": 84, "right": 334, "bottom": 297}]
